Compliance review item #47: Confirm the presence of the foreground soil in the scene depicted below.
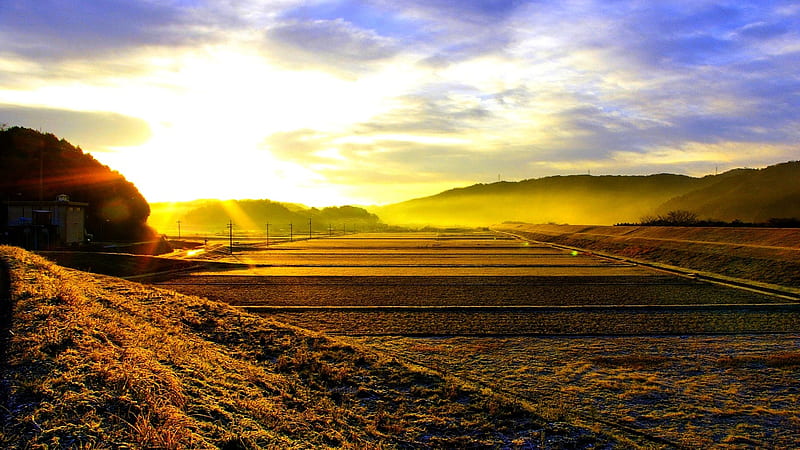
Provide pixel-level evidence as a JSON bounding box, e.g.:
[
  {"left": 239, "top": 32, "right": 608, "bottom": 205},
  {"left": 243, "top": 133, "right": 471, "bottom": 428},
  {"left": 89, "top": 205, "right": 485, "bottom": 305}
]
[
  {"left": 0, "top": 246, "right": 622, "bottom": 448},
  {"left": 494, "top": 223, "right": 800, "bottom": 289}
]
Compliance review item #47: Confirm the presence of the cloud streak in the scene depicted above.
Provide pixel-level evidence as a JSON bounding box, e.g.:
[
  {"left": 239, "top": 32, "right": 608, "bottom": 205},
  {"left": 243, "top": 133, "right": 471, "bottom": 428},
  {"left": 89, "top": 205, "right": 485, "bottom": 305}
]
[
  {"left": 0, "top": 105, "right": 151, "bottom": 149},
  {"left": 0, "top": 0, "right": 217, "bottom": 61},
  {"left": 263, "top": 18, "right": 401, "bottom": 75}
]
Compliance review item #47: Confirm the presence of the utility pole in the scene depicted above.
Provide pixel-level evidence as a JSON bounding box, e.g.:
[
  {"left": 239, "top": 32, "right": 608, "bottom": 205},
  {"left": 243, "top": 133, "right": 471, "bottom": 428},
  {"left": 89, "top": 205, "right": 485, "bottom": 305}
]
[
  {"left": 39, "top": 145, "right": 44, "bottom": 201},
  {"left": 227, "top": 220, "right": 233, "bottom": 254},
  {"left": 289, "top": 223, "right": 293, "bottom": 242},
  {"left": 308, "top": 218, "right": 312, "bottom": 240},
  {"left": 176, "top": 220, "right": 181, "bottom": 239},
  {"left": 265, "top": 222, "right": 270, "bottom": 247},
  {"left": 328, "top": 223, "right": 332, "bottom": 237}
]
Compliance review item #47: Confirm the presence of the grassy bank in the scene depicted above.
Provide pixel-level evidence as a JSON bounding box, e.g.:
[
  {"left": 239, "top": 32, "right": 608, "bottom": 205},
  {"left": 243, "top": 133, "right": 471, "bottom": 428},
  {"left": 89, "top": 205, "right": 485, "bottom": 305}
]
[
  {"left": 495, "top": 223, "right": 800, "bottom": 289},
  {"left": 0, "top": 246, "right": 619, "bottom": 448}
]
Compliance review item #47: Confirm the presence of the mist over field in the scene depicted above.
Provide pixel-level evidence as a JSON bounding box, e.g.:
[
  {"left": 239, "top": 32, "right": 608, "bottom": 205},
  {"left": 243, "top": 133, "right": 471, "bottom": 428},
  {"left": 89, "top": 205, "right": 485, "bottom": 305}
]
[
  {"left": 374, "top": 161, "right": 800, "bottom": 227},
  {"left": 148, "top": 198, "right": 382, "bottom": 236},
  {"left": 144, "top": 161, "right": 800, "bottom": 233}
]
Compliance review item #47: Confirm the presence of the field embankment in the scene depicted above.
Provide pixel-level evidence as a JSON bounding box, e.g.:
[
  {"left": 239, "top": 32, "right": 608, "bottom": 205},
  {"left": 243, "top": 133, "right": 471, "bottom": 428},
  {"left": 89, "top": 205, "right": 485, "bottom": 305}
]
[
  {"left": 495, "top": 223, "right": 800, "bottom": 289},
  {"left": 0, "top": 246, "right": 619, "bottom": 448},
  {"left": 38, "top": 251, "right": 201, "bottom": 278}
]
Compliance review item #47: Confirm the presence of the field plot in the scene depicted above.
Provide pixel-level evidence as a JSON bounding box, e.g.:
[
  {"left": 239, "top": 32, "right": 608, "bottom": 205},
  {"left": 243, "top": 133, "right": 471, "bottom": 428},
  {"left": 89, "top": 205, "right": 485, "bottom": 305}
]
[
  {"left": 157, "top": 231, "right": 800, "bottom": 447},
  {"left": 354, "top": 334, "right": 800, "bottom": 448},
  {"left": 159, "top": 232, "right": 796, "bottom": 335},
  {"left": 159, "top": 275, "right": 788, "bottom": 308}
]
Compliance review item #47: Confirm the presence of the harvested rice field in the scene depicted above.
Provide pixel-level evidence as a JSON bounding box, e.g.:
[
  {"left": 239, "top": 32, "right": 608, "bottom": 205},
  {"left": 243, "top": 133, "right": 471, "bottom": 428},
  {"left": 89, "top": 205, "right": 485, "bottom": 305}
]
[{"left": 156, "top": 230, "right": 800, "bottom": 447}]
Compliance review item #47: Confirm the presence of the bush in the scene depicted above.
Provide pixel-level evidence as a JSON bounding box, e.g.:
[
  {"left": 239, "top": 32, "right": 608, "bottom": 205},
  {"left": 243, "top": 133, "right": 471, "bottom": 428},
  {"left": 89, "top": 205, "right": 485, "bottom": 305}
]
[{"left": 638, "top": 210, "right": 699, "bottom": 226}]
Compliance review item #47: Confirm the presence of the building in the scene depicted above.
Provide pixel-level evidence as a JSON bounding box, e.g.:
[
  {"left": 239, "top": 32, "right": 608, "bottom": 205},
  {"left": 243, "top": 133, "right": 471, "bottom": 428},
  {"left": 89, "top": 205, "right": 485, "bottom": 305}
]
[{"left": 2, "top": 195, "right": 88, "bottom": 249}]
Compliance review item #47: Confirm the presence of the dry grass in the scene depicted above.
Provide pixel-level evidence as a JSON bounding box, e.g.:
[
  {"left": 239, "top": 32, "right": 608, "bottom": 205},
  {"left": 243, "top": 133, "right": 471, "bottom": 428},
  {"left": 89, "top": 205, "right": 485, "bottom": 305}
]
[
  {"left": 718, "top": 351, "right": 800, "bottom": 368},
  {"left": 360, "top": 335, "right": 800, "bottom": 448},
  {"left": 0, "top": 246, "right": 617, "bottom": 448}
]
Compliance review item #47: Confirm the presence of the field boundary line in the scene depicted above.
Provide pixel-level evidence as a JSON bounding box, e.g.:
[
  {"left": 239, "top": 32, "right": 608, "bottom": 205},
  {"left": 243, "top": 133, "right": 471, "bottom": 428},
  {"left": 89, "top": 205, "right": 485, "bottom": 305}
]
[
  {"left": 240, "top": 303, "right": 800, "bottom": 311},
  {"left": 336, "top": 331, "right": 800, "bottom": 337}
]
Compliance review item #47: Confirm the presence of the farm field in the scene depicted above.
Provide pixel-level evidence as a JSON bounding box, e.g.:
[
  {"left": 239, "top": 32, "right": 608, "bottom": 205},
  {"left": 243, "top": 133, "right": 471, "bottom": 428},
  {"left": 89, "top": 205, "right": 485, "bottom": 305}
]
[
  {"left": 354, "top": 334, "right": 800, "bottom": 448},
  {"left": 156, "top": 230, "right": 800, "bottom": 447},
  {"left": 495, "top": 223, "right": 800, "bottom": 288}
]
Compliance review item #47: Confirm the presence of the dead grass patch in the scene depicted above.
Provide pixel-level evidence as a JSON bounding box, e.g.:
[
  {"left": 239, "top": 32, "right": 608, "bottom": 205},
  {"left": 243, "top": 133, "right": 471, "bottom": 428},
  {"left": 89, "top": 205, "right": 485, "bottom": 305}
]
[
  {"left": 590, "top": 355, "right": 671, "bottom": 369},
  {"left": 719, "top": 351, "right": 800, "bottom": 368}
]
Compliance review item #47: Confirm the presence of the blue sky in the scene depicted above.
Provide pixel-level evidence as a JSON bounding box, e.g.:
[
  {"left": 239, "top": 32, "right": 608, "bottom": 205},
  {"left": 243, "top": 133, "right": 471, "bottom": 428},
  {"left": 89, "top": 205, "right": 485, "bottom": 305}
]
[{"left": 1, "top": 0, "right": 798, "bottom": 205}]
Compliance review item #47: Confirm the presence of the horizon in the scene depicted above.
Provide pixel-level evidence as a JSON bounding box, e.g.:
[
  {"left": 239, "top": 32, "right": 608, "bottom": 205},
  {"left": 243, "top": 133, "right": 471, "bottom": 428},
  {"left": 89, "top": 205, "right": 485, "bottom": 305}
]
[
  {"left": 1, "top": 2, "right": 799, "bottom": 205},
  {"left": 145, "top": 161, "right": 773, "bottom": 209}
]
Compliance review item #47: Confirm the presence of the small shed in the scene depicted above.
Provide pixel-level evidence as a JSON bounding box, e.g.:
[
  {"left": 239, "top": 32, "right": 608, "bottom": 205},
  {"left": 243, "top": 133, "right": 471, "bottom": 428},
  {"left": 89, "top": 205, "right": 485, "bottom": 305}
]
[{"left": 3, "top": 195, "right": 88, "bottom": 249}]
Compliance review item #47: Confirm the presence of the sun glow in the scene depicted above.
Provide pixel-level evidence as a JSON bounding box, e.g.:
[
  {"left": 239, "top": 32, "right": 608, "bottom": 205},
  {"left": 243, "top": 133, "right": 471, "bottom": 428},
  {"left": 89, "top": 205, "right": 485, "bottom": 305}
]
[{"left": 74, "top": 46, "right": 426, "bottom": 206}]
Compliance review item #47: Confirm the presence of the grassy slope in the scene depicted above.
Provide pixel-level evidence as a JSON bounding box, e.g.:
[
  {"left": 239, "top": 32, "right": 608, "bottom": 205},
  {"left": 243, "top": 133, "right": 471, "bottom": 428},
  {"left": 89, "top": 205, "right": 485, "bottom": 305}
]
[
  {"left": 495, "top": 223, "right": 800, "bottom": 289},
  {"left": 0, "top": 246, "right": 617, "bottom": 448}
]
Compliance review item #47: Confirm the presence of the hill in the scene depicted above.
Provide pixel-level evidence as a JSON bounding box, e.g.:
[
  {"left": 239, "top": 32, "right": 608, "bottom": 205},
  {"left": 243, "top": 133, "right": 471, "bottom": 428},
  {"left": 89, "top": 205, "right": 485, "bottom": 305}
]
[
  {"left": 374, "top": 162, "right": 800, "bottom": 227},
  {"left": 375, "top": 173, "right": 707, "bottom": 226},
  {"left": 0, "top": 127, "right": 154, "bottom": 241},
  {"left": 655, "top": 161, "right": 800, "bottom": 222},
  {"left": 0, "top": 247, "right": 618, "bottom": 447},
  {"left": 149, "top": 199, "right": 383, "bottom": 235}
]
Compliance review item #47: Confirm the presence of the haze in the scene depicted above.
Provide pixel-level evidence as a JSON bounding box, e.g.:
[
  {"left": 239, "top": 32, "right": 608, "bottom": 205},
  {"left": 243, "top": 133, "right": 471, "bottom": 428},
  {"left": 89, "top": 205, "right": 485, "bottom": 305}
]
[{"left": 1, "top": 1, "right": 798, "bottom": 206}]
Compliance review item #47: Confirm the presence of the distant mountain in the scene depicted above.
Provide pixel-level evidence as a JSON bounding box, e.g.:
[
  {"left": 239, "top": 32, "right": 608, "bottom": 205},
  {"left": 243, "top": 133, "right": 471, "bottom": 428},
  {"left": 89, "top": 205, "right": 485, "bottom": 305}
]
[
  {"left": 0, "top": 127, "right": 155, "bottom": 241},
  {"left": 374, "top": 162, "right": 800, "bottom": 226},
  {"left": 655, "top": 161, "right": 800, "bottom": 222},
  {"left": 149, "top": 199, "right": 383, "bottom": 235}
]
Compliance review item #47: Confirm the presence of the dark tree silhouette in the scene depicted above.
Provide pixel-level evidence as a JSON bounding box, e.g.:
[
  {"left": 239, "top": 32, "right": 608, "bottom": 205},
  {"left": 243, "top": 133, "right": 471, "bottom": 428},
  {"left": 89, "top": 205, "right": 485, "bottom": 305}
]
[
  {"left": 0, "top": 127, "right": 156, "bottom": 241},
  {"left": 638, "top": 210, "right": 699, "bottom": 226}
]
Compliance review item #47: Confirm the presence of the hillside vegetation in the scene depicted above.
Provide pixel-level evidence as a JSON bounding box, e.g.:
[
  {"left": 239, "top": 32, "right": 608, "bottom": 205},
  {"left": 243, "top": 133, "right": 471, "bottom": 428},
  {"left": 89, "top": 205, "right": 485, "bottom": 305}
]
[
  {"left": 376, "top": 162, "right": 800, "bottom": 227},
  {"left": 0, "top": 246, "right": 616, "bottom": 448},
  {"left": 655, "top": 161, "right": 800, "bottom": 222},
  {"left": 0, "top": 127, "right": 155, "bottom": 241}
]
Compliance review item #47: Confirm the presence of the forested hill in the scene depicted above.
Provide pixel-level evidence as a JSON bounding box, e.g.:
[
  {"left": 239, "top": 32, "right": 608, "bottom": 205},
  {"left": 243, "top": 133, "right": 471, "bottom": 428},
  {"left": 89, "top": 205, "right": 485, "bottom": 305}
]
[
  {"left": 0, "top": 127, "right": 155, "bottom": 241},
  {"left": 374, "top": 162, "right": 800, "bottom": 226}
]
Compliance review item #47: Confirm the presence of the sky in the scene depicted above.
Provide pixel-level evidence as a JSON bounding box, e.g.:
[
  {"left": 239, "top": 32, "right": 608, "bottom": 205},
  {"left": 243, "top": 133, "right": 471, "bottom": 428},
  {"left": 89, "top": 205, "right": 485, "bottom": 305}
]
[{"left": 1, "top": 0, "right": 798, "bottom": 206}]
